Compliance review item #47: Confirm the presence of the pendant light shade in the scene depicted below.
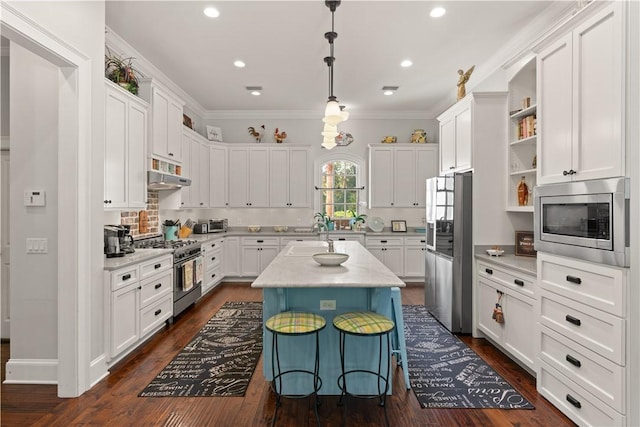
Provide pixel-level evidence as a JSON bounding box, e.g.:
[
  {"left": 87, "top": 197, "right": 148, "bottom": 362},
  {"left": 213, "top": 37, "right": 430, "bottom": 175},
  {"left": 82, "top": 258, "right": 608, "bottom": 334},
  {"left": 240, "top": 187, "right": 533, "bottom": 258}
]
[
  {"left": 321, "top": 122, "right": 339, "bottom": 139},
  {"left": 322, "top": 137, "right": 338, "bottom": 150}
]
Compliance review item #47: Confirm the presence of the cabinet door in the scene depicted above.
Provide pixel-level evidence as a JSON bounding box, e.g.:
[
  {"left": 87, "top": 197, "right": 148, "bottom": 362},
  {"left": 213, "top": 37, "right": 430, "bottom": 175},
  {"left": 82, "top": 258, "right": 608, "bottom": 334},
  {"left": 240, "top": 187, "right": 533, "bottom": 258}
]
[
  {"left": 404, "top": 246, "right": 426, "bottom": 278},
  {"left": 127, "top": 102, "right": 147, "bottom": 209},
  {"left": 454, "top": 107, "right": 472, "bottom": 171},
  {"left": 198, "top": 142, "right": 210, "bottom": 207},
  {"left": 259, "top": 247, "right": 279, "bottom": 272},
  {"left": 384, "top": 247, "right": 404, "bottom": 277},
  {"left": 439, "top": 116, "right": 456, "bottom": 174},
  {"left": 502, "top": 291, "right": 536, "bottom": 369},
  {"left": 179, "top": 133, "right": 192, "bottom": 208},
  {"left": 393, "top": 147, "right": 417, "bottom": 207},
  {"left": 241, "top": 247, "right": 261, "bottom": 276},
  {"left": 248, "top": 148, "right": 270, "bottom": 207},
  {"left": 189, "top": 136, "right": 201, "bottom": 208},
  {"left": 269, "top": 147, "right": 289, "bottom": 207},
  {"left": 368, "top": 247, "right": 385, "bottom": 264},
  {"left": 476, "top": 278, "right": 503, "bottom": 342},
  {"left": 150, "top": 88, "right": 170, "bottom": 160},
  {"left": 104, "top": 89, "right": 128, "bottom": 208},
  {"left": 369, "top": 147, "right": 394, "bottom": 207},
  {"left": 167, "top": 98, "right": 183, "bottom": 162},
  {"left": 209, "top": 145, "right": 227, "bottom": 207},
  {"left": 414, "top": 147, "right": 438, "bottom": 207},
  {"left": 572, "top": 3, "right": 623, "bottom": 182},
  {"left": 224, "top": 237, "right": 241, "bottom": 276},
  {"left": 288, "top": 148, "right": 310, "bottom": 207},
  {"left": 228, "top": 148, "right": 250, "bottom": 207},
  {"left": 111, "top": 284, "right": 139, "bottom": 358},
  {"left": 537, "top": 34, "right": 573, "bottom": 184}
]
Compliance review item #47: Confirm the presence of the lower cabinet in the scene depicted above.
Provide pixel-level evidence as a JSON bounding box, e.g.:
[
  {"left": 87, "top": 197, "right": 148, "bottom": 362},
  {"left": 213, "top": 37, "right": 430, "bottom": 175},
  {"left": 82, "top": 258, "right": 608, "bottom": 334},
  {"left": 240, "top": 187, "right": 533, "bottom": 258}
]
[
  {"left": 404, "top": 236, "right": 426, "bottom": 279},
  {"left": 476, "top": 259, "right": 536, "bottom": 371},
  {"left": 105, "top": 254, "right": 173, "bottom": 364},
  {"left": 201, "top": 237, "right": 224, "bottom": 295},
  {"left": 223, "top": 236, "right": 240, "bottom": 277},
  {"left": 240, "top": 237, "right": 279, "bottom": 276},
  {"left": 365, "top": 236, "right": 404, "bottom": 277}
]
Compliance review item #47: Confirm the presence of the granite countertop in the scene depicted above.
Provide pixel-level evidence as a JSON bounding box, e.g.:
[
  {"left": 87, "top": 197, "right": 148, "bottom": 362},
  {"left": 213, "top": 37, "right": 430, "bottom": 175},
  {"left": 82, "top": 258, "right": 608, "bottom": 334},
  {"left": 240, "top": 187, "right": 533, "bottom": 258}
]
[
  {"left": 474, "top": 246, "right": 536, "bottom": 276},
  {"left": 104, "top": 248, "right": 173, "bottom": 271},
  {"left": 252, "top": 241, "right": 405, "bottom": 288},
  {"left": 204, "top": 227, "right": 425, "bottom": 238}
]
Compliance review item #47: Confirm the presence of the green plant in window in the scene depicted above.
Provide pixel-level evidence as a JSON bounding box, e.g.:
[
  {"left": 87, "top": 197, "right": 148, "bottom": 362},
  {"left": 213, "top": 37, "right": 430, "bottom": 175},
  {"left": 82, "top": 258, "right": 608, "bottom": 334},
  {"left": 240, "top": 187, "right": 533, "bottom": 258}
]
[{"left": 314, "top": 212, "right": 330, "bottom": 225}]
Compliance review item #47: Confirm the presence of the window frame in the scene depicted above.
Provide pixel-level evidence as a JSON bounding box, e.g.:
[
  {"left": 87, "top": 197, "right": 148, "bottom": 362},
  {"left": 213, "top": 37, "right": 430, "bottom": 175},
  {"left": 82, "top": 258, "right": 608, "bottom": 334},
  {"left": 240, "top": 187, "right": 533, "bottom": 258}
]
[{"left": 313, "top": 152, "right": 366, "bottom": 218}]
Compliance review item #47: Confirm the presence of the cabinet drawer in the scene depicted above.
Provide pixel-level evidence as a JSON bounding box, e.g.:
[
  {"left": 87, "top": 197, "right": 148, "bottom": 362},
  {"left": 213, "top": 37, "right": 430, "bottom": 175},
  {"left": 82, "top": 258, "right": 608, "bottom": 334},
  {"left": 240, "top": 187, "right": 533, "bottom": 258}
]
[
  {"left": 539, "top": 324, "right": 625, "bottom": 413},
  {"left": 109, "top": 266, "right": 139, "bottom": 291},
  {"left": 140, "top": 294, "right": 172, "bottom": 337},
  {"left": 204, "top": 250, "right": 222, "bottom": 270},
  {"left": 539, "top": 289, "right": 624, "bottom": 364},
  {"left": 538, "top": 361, "right": 624, "bottom": 427},
  {"left": 477, "top": 261, "right": 536, "bottom": 299},
  {"left": 140, "top": 254, "right": 173, "bottom": 280},
  {"left": 201, "top": 239, "right": 224, "bottom": 253},
  {"left": 241, "top": 236, "right": 280, "bottom": 246},
  {"left": 538, "top": 252, "right": 626, "bottom": 316},
  {"left": 365, "top": 237, "right": 404, "bottom": 246},
  {"left": 405, "top": 236, "right": 426, "bottom": 246},
  {"left": 139, "top": 270, "right": 172, "bottom": 308},
  {"left": 280, "top": 236, "right": 317, "bottom": 247}
]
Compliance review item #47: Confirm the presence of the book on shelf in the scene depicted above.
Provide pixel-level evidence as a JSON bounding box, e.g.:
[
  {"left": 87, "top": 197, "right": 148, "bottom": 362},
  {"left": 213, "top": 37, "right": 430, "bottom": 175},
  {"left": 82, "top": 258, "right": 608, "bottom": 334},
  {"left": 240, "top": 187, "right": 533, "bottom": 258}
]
[{"left": 516, "top": 115, "right": 537, "bottom": 140}]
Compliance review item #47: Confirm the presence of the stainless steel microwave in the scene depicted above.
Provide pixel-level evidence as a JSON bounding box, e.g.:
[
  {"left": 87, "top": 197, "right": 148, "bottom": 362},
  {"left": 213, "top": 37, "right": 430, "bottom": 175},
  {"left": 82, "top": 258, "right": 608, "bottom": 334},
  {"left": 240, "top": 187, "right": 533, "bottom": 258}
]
[{"left": 534, "top": 177, "right": 629, "bottom": 267}]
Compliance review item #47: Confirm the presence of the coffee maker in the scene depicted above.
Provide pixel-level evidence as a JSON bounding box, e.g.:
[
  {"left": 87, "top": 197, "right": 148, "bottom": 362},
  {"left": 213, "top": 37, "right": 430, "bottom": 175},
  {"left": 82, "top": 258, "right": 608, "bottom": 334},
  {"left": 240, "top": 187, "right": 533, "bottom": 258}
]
[{"left": 104, "top": 225, "right": 135, "bottom": 258}]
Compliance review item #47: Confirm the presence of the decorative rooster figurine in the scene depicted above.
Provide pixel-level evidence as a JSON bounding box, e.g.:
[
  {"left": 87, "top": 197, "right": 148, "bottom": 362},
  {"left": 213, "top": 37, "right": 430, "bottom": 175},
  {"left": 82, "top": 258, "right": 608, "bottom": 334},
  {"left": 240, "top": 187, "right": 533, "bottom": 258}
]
[
  {"left": 248, "top": 125, "right": 265, "bottom": 143},
  {"left": 274, "top": 128, "right": 287, "bottom": 143}
]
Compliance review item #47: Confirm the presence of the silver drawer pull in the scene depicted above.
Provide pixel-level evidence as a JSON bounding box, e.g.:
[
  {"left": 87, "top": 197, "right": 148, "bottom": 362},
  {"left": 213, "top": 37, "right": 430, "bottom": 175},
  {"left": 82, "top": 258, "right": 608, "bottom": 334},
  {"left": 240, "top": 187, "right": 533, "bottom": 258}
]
[{"left": 565, "top": 354, "right": 582, "bottom": 368}]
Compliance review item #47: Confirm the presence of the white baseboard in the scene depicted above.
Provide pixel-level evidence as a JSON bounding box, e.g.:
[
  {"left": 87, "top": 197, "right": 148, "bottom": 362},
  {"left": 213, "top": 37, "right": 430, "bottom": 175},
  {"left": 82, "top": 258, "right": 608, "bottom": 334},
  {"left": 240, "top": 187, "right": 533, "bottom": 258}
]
[
  {"left": 3, "top": 358, "right": 57, "bottom": 384},
  {"left": 90, "top": 354, "right": 109, "bottom": 387}
]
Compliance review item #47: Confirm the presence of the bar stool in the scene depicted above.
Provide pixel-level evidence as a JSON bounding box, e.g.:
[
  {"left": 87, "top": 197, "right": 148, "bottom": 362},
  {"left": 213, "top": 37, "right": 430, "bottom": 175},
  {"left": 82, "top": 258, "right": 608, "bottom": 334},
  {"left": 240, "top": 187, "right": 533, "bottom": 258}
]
[
  {"left": 333, "top": 311, "right": 395, "bottom": 427},
  {"left": 265, "top": 311, "right": 326, "bottom": 427},
  {"left": 390, "top": 286, "right": 411, "bottom": 389}
]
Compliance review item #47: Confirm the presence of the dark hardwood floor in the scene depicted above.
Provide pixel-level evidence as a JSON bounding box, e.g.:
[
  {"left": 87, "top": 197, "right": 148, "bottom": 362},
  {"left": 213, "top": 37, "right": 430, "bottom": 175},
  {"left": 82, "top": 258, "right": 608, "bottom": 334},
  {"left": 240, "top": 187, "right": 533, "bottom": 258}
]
[{"left": 1, "top": 283, "right": 575, "bottom": 426}]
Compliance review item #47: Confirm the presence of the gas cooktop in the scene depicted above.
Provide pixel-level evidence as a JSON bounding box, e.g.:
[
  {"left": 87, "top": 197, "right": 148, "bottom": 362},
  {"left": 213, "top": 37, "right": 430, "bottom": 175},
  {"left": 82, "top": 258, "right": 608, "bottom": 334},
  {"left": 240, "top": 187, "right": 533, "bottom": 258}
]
[{"left": 133, "top": 236, "right": 200, "bottom": 257}]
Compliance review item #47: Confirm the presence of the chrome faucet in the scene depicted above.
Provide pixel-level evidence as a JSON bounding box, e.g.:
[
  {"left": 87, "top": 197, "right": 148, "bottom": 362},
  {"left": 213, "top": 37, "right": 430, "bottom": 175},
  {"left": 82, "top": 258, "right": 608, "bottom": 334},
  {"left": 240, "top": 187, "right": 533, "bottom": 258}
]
[{"left": 313, "top": 222, "right": 334, "bottom": 252}]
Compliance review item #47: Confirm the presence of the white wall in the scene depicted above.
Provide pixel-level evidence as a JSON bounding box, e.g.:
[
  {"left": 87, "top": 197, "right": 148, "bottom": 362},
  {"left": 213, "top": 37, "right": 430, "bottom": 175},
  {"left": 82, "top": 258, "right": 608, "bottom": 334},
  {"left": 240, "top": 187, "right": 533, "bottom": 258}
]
[
  {"left": 9, "top": 42, "right": 59, "bottom": 361},
  {"left": 1, "top": 49, "right": 9, "bottom": 137}
]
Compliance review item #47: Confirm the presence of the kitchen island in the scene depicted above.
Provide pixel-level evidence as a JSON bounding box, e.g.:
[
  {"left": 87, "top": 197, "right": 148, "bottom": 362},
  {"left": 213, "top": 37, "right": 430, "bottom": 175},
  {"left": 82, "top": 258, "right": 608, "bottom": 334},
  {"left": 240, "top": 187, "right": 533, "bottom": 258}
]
[{"left": 252, "top": 240, "right": 405, "bottom": 395}]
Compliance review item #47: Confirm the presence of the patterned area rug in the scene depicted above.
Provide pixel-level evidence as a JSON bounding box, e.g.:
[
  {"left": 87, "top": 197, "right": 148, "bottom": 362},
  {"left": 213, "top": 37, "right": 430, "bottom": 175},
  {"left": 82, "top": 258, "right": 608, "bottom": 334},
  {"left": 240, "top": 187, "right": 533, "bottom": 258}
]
[
  {"left": 139, "top": 301, "right": 263, "bottom": 397},
  {"left": 403, "top": 304, "right": 534, "bottom": 409}
]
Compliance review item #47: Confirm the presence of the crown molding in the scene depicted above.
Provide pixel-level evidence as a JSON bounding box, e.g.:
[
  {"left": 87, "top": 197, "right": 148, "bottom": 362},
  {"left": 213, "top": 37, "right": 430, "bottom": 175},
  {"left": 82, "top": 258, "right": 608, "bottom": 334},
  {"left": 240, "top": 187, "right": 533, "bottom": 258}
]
[{"left": 203, "top": 109, "right": 432, "bottom": 121}]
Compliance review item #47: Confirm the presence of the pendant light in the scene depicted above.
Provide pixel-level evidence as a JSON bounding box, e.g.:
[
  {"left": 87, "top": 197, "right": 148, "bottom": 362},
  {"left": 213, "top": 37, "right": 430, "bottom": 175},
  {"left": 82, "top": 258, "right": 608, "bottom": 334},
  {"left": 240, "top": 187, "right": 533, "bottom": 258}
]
[{"left": 321, "top": 0, "right": 347, "bottom": 149}]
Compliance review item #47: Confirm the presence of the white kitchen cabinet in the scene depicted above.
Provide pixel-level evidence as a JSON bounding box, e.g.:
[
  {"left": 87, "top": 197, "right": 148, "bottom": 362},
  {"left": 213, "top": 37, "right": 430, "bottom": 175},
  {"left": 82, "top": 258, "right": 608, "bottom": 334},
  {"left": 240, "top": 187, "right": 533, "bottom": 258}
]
[
  {"left": 279, "top": 235, "right": 318, "bottom": 250},
  {"left": 329, "top": 233, "right": 365, "bottom": 245},
  {"left": 476, "top": 259, "right": 537, "bottom": 371},
  {"left": 228, "top": 146, "right": 269, "bottom": 207},
  {"left": 209, "top": 144, "right": 228, "bottom": 207},
  {"left": 179, "top": 131, "right": 193, "bottom": 208},
  {"left": 368, "top": 144, "right": 438, "bottom": 208},
  {"left": 240, "top": 236, "right": 279, "bottom": 276},
  {"left": 105, "top": 253, "right": 173, "bottom": 364},
  {"left": 536, "top": 2, "right": 624, "bottom": 185},
  {"left": 269, "top": 147, "right": 311, "bottom": 207},
  {"left": 197, "top": 140, "right": 210, "bottom": 208},
  {"left": 180, "top": 129, "right": 210, "bottom": 208},
  {"left": 404, "top": 236, "right": 426, "bottom": 279},
  {"left": 536, "top": 251, "right": 628, "bottom": 425},
  {"left": 104, "top": 80, "right": 148, "bottom": 210},
  {"left": 201, "top": 238, "right": 224, "bottom": 295},
  {"left": 223, "top": 236, "right": 241, "bottom": 277},
  {"left": 138, "top": 78, "right": 184, "bottom": 164},
  {"left": 365, "top": 236, "right": 404, "bottom": 276},
  {"left": 437, "top": 99, "right": 471, "bottom": 174}
]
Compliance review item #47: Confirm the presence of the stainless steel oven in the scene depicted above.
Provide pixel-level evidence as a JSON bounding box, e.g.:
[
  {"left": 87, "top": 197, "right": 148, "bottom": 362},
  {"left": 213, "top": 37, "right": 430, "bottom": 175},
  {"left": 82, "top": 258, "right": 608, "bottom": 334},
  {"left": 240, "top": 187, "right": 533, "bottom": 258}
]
[
  {"left": 173, "top": 246, "right": 203, "bottom": 317},
  {"left": 534, "top": 177, "right": 629, "bottom": 267}
]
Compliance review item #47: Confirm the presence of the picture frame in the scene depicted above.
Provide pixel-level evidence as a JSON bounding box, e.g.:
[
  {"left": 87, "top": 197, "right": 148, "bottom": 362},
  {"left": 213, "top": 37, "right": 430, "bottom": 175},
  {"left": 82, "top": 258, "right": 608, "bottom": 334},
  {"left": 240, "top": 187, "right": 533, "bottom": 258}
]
[
  {"left": 182, "top": 114, "right": 193, "bottom": 129},
  {"left": 391, "top": 220, "right": 407, "bottom": 233},
  {"left": 515, "top": 231, "right": 537, "bottom": 257},
  {"left": 206, "top": 125, "right": 223, "bottom": 142}
]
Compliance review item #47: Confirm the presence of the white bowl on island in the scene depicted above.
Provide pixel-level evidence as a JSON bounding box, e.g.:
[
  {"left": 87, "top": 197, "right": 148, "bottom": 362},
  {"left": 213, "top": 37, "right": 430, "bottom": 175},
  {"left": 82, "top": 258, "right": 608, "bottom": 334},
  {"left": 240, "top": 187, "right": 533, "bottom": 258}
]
[{"left": 312, "top": 252, "right": 349, "bottom": 266}]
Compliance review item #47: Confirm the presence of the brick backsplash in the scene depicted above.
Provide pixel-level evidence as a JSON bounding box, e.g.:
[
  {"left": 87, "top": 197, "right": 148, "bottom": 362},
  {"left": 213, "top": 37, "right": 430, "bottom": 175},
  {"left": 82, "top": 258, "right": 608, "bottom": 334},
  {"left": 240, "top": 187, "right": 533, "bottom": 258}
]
[{"left": 120, "top": 190, "right": 160, "bottom": 237}]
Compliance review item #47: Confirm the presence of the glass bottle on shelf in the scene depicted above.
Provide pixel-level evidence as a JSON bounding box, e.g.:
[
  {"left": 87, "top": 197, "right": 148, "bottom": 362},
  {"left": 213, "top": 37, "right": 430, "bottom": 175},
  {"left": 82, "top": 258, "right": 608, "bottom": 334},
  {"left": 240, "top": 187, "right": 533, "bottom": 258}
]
[{"left": 517, "top": 176, "right": 529, "bottom": 206}]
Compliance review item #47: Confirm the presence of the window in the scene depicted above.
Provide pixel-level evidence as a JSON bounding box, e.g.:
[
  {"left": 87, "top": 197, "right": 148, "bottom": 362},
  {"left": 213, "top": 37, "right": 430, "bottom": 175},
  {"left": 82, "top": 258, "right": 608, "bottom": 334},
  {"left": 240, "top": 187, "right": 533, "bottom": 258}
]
[{"left": 315, "top": 153, "right": 365, "bottom": 220}]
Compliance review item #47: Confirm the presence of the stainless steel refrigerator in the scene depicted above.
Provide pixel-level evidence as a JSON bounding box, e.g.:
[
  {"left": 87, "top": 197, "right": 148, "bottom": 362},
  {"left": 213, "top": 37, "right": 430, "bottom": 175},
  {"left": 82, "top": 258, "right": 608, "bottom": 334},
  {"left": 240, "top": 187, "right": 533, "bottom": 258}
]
[{"left": 424, "top": 171, "right": 473, "bottom": 334}]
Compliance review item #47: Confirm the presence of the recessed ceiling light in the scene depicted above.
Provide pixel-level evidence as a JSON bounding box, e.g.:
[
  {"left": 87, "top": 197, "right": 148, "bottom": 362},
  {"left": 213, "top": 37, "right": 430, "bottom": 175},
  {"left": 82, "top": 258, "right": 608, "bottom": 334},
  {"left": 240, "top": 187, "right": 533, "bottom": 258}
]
[
  {"left": 430, "top": 7, "right": 446, "bottom": 18},
  {"left": 382, "top": 86, "right": 399, "bottom": 96},
  {"left": 400, "top": 59, "right": 413, "bottom": 68},
  {"left": 203, "top": 7, "right": 220, "bottom": 18},
  {"left": 234, "top": 60, "right": 246, "bottom": 68},
  {"left": 246, "top": 86, "right": 262, "bottom": 96}
]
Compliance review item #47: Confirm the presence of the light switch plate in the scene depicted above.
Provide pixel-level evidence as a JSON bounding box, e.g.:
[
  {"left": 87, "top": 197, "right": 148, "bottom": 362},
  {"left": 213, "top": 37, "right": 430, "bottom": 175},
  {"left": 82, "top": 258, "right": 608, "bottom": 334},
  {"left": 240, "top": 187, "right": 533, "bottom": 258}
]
[
  {"left": 26, "top": 238, "right": 48, "bottom": 254},
  {"left": 24, "top": 190, "right": 46, "bottom": 206},
  {"left": 320, "top": 300, "right": 336, "bottom": 310}
]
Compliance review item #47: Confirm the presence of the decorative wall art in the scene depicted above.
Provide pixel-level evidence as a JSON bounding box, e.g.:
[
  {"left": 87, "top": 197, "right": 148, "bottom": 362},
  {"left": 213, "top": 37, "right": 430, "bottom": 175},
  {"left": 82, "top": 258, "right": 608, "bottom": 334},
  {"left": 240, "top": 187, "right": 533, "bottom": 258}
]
[
  {"left": 206, "top": 126, "right": 223, "bottom": 142},
  {"left": 391, "top": 220, "right": 407, "bottom": 232}
]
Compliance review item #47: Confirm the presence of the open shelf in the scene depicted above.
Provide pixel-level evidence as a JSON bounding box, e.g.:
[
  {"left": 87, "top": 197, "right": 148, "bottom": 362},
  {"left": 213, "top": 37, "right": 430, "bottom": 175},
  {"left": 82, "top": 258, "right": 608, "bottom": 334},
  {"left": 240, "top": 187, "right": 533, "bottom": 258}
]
[
  {"left": 509, "top": 104, "right": 537, "bottom": 120},
  {"left": 510, "top": 135, "right": 537, "bottom": 146}
]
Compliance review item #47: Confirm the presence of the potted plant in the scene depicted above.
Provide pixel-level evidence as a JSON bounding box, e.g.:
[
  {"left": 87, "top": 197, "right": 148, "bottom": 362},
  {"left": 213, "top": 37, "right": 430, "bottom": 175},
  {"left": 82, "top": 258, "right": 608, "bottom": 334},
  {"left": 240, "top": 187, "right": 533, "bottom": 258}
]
[
  {"left": 346, "top": 210, "right": 367, "bottom": 231},
  {"left": 314, "top": 212, "right": 331, "bottom": 230},
  {"left": 105, "top": 46, "right": 141, "bottom": 95}
]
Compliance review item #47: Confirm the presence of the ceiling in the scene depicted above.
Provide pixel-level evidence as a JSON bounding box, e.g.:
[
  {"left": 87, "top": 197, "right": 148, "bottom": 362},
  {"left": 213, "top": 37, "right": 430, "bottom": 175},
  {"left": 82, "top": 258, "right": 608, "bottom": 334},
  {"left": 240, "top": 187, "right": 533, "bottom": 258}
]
[{"left": 105, "top": 1, "right": 558, "bottom": 116}]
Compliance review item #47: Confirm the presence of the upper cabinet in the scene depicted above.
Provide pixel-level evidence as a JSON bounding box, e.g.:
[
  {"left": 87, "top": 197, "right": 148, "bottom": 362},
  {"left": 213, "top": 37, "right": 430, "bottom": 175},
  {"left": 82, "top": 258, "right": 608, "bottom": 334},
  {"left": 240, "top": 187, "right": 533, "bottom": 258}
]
[
  {"left": 269, "top": 147, "right": 311, "bottom": 208},
  {"left": 368, "top": 144, "right": 439, "bottom": 208},
  {"left": 104, "top": 80, "right": 148, "bottom": 210},
  {"left": 209, "top": 144, "right": 228, "bottom": 208},
  {"left": 536, "top": 2, "right": 624, "bottom": 185},
  {"left": 228, "top": 146, "right": 270, "bottom": 207},
  {"left": 138, "top": 78, "right": 185, "bottom": 165},
  {"left": 180, "top": 128, "right": 210, "bottom": 208},
  {"left": 438, "top": 97, "right": 472, "bottom": 174},
  {"left": 507, "top": 57, "right": 537, "bottom": 212}
]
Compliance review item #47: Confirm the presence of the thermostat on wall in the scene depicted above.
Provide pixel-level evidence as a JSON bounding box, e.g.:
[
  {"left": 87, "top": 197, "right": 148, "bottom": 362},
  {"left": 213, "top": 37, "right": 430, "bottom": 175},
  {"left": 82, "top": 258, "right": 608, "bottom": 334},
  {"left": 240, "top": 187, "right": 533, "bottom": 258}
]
[{"left": 24, "top": 190, "right": 46, "bottom": 206}]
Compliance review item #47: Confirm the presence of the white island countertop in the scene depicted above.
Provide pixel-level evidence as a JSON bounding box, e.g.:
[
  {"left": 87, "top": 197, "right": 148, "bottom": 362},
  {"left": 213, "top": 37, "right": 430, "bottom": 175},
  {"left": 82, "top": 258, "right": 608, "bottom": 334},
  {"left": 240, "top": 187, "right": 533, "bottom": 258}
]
[{"left": 252, "top": 240, "right": 405, "bottom": 288}]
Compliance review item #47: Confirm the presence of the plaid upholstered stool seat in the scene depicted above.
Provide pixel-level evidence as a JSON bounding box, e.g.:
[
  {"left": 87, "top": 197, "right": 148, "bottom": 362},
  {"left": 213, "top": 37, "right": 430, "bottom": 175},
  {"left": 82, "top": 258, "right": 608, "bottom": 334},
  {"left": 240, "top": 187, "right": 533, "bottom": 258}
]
[
  {"left": 265, "top": 311, "right": 326, "bottom": 427},
  {"left": 333, "top": 311, "right": 395, "bottom": 427}
]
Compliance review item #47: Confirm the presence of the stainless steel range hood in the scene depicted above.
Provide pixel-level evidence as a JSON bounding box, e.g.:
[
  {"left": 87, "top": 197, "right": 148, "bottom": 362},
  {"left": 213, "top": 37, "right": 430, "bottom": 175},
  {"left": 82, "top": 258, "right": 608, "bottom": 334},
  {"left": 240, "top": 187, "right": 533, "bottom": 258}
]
[{"left": 147, "top": 171, "right": 191, "bottom": 190}]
